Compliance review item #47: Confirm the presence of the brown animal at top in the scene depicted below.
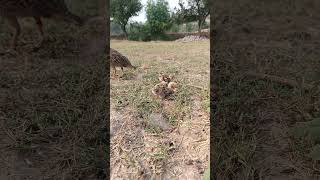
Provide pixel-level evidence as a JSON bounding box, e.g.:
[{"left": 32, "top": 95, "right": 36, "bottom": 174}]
[
  {"left": 0, "top": 0, "right": 83, "bottom": 51},
  {"left": 110, "top": 48, "right": 136, "bottom": 76}
]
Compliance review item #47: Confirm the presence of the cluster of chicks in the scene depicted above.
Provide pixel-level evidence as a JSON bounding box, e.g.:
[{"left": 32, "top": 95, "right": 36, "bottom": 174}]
[
  {"left": 151, "top": 73, "right": 178, "bottom": 99},
  {"left": 108, "top": 48, "right": 178, "bottom": 99}
]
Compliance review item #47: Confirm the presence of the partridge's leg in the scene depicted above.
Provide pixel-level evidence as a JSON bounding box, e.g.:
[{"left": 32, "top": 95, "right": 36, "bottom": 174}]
[
  {"left": 112, "top": 66, "right": 117, "bottom": 77},
  {"left": 121, "top": 67, "right": 124, "bottom": 77},
  {"left": 33, "top": 17, "right": 45, "bottom": 49},
  {"left": 7, "top": 16, "right": 21, "bottom": 51}
]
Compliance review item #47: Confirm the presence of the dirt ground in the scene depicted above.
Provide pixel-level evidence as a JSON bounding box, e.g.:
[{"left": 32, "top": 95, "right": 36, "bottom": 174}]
[
  {"left": 110, "top": 40, "right": 210, "bottom": 179},
  {"left": 0, "top": 5, "right": 107, "bottom": 179},
  {"left": 212, "top": 0, "right": 320, "bottom": 179}
]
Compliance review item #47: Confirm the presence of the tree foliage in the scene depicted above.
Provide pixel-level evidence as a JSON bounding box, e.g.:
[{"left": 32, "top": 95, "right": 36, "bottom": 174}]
[
  {"left": 146, "top": 0, "right": 172, "bottom": 35},
  {"left": 173, "top": 0, "right": 209, "bottom": 35},
  {"left": 128, "top": 22, "right": 152, "bottom": 41},
  {"left": 111, "top": 0, "right": 143, "bottom": 37}
]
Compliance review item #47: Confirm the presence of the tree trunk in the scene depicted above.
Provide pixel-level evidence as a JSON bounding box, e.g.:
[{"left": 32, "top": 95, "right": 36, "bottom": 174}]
[
  {"left": 198, "top": 19, "right": 202, "bottom": 37},
  {"left": 123, "top": 29, "right": 128, "bottom": 39},
  {"left": 121, "top": 24, "right": 128, "bottom": 39}
]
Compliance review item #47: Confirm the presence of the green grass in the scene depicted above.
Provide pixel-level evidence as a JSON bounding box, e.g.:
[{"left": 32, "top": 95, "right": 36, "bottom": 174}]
[
  {"left": 111, "top": 40, "right": 209, "bottom": 121},
  {"left": 212, "top": 0, "right": 320, "bottom": 178},
  {"left": 110, "top": 39, "right": 210, "bottom": 178},
  {"left": 0, "top": 1, "right": 106, "bottom": 179}
]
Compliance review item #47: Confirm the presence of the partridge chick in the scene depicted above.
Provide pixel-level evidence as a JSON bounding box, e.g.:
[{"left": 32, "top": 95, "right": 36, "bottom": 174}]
[
  {"left": 168, "top": 82, "right": 178, "bottom": 93},
  {"left": 158, "top": 72, "right": 174, "bottom": 83},
  {"left": 152, "top": 81, "right": 178, "bottom": 99}
]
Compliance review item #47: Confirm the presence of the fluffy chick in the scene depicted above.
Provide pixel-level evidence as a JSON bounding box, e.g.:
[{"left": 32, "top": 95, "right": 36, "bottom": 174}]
[
  {"left": 168, "top": 82, "right": 178, "bottom": 93},
  {"left": 158, "top": 72, "right": 174, "bottom": 83},
  {"left": 152, "top": 81, "right": 178, "bottom": 99}
]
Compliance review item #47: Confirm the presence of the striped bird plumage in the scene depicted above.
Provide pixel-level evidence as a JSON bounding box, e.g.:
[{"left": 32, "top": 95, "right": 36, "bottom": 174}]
[{"left": 110, "top": 48, "right": 136, "bottom": 69}]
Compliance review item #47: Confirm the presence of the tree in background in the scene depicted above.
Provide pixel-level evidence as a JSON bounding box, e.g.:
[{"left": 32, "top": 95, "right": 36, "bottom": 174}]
[
  {"left": 146, "top": 0, "right": 172, "bottom": 36},
  {"left": 111, "top": 0, "right": 143, "bottom": 37},
  {"left": 175, "top": 0, "right": 209, "bottom": 36}
]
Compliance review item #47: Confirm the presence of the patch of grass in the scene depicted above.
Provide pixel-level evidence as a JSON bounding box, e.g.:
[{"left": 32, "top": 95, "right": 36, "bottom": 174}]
[
  {"left": 111, "top": 40, "right": 209, "bottom": 120},
  {"left": 153, "top": 144, "right": 169, "bottom": 158},
  {"left": 165, "top": 112, "right": 178, "bottom": 125},
  {"left": 112, "top": 68, "right": 193, "bottom": 124},
  {"left": 291, "top": 117, "right": 320, "bottom": 160},
  {"left": 120, "top": 70, "right": 136, "bottom": 80},
  {"left": 213, "top": 0, "right": 320, "bottom": 178},
  {"left": 2, "top": 60, "right": 107, "bottom": 179},
  {"left": 0, "top": 1, "right": 106, "bottom": 178},
  {"left": 145, "top": 124, "right": 163, "bottom": 134},
  {"left": 200, "top": 89, "right": 210, "bottom": 113},
  {"left": 169, "top": 83, "right": 193, "bottom": 115},
  {"left": 110, "top": 40, "right": 209, "bottom": 178}
]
